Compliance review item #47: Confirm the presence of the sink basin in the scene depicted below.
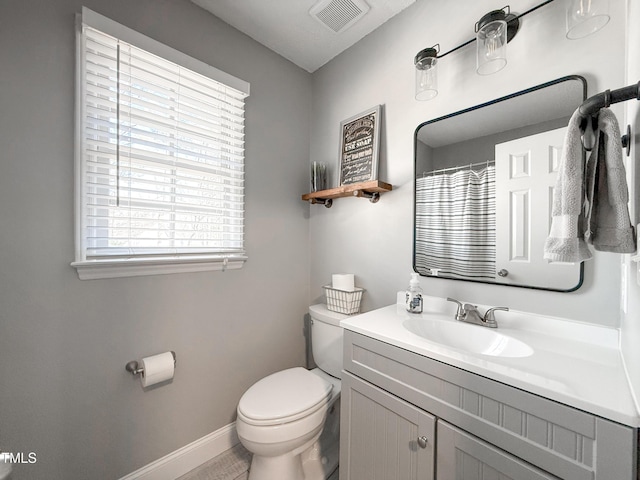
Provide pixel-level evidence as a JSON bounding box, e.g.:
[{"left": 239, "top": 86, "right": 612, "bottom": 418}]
[{"left": 403, "top": 318, "right": 533, "bottom": 358}]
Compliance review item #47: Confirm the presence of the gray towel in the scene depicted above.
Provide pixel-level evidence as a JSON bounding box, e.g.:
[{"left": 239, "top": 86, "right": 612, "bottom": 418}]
[
  {"left": 584, "top": 108, "right": 636, "bottom": 253},
  {"left": 543, "top": 109, "right": 592, "bottom": 262}
]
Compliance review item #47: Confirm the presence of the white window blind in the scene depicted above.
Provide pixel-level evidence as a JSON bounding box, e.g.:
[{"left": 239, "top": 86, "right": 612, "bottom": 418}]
[{"left": 73, "top": 9, "right": 250, "bottom": 279}]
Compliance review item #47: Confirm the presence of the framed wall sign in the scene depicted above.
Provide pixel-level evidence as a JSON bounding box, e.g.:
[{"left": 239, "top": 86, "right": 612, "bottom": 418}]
[{"left": 339, "top": 105, "right": 382, "bottom": 185}]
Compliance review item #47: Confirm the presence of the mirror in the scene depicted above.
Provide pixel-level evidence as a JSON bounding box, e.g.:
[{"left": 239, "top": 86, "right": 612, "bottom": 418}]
[{"left": 414, "top": 75, "right": 586, "bottom": 291}]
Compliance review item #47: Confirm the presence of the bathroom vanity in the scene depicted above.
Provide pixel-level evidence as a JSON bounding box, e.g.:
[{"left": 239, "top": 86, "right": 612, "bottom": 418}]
[{"left": 339, "top": 297, "right": 639, "bottom": 479}]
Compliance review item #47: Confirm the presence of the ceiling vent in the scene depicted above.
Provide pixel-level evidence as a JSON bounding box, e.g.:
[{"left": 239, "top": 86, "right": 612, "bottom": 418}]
[{"left": 309, "top": 0, "right": 370, "bottom": 33}]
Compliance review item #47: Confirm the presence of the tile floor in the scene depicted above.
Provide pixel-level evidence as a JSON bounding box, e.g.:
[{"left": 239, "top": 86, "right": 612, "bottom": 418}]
[
  {"left": 177, "top": 443, "right": 339, "bottom": 480},
  {"left": 177, "top": 444, "right": 251, "bottom": 480}
]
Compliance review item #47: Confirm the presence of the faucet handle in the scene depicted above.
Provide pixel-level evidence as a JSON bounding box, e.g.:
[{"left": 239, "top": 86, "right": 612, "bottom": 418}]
[
  {"left": 484, "top": 306, "right": 509, "bottom": 326},
  {"left": 446, "top": 298, "right": 465, "bottom": 321}
]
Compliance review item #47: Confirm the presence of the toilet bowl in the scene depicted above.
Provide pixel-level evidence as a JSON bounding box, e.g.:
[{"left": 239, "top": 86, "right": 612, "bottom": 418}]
[
  {"left": 236, "top": 367, "right": 333, "bottom": 480},
  {"left": 236, "top": 304, "right": 347, "bottom": 480}
]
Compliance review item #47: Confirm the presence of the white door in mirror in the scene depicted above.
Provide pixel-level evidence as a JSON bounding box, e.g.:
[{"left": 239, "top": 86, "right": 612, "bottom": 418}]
[{"left": 495, "top": 127, "right": 580, "bottom": 290}]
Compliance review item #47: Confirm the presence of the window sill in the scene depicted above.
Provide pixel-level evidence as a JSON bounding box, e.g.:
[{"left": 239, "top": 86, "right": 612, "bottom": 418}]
[{"left": 71, "top": 255, "right": 247, "bottom": 280}]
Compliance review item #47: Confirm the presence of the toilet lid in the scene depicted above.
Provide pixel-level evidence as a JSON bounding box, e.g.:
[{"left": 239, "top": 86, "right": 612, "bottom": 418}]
[{"left": 238, "top": 367, "right": 333, "bottom": 425}]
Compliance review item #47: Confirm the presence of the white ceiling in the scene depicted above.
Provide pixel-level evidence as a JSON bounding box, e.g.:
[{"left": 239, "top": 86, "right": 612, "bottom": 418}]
[{"left": 190, "top": 0, "right": 416, "bottom": 73}]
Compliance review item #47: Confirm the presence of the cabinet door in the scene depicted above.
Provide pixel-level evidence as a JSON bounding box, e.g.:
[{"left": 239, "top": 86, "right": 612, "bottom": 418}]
[
  {"left": 437, "top": 421, "right": 559, "bottom": 480},
  {"left": 340, "top": 371, "right": 435, "bottom": 480}
]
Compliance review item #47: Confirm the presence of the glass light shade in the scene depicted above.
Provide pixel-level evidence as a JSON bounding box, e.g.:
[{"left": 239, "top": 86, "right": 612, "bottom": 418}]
[
  {"left": 415, "top": 56, "right": 438, "bottom": 101},
  {"left": 476, "top": 19, "right": 508, "bottom": 75},
  {"left": 566, "top": 0, "right": 610, "bottom": 39}
]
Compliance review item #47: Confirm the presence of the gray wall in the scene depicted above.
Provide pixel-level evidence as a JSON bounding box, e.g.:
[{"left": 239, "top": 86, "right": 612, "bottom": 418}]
[
  {"left": 416, "top": 117, "right": 570, "bottom": 174},
  {"left": 0, "top": 0, "right": 312, "bottom": 479},
  {"left": 310, "top": 0, "right": 627, "bottom": 326}
]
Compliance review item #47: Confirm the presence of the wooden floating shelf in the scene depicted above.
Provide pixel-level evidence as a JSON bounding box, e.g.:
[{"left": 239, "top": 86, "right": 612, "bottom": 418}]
[{"left": 301, "top": 180, "right": 392, "bottom": 208}]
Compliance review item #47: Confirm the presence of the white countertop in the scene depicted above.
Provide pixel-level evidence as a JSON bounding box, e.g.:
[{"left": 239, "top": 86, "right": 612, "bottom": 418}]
[{"left": 340, "top": 295, "right": 640, "bottom": 427}]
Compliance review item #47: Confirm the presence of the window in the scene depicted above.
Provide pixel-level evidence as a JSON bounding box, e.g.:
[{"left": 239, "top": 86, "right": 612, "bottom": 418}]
[{"left": 73, "top": 8, "right": 250, "bottom": 279}]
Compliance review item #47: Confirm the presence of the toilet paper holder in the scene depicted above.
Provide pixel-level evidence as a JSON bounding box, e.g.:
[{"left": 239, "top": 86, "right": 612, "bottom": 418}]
[{"left": 126, "top": 351, "right": 176, "bottom": 377}]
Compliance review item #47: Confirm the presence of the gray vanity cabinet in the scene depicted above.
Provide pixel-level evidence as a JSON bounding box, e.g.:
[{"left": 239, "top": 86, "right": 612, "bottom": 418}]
[
  {"left": 340, "top": 330, "right": 637, "bottom": 480},
  {"left": 340, "top": 371, "right": 435, "bottom": 480},
  {"left": 437, "top": 421, "right": 557, "bottom": 480}
]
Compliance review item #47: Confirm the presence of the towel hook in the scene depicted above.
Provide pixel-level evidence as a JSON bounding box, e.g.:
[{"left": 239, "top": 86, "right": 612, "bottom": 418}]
[
  {"left": 621, "top": 124, "right": 632, "bottom": 157},
  {"left": 581, "top": 115, "right": 598, "bottom": 152}
]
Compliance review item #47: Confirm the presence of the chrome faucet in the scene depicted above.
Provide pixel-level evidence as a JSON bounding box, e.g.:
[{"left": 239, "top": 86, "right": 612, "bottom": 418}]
[{"left": 446, "top": 298, "right": 508, "bottom": 328}]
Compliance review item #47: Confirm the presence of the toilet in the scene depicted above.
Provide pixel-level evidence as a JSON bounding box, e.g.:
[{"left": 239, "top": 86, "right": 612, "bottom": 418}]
[{"left": 236, "top": 304, "right": 347, "bottom": 480}]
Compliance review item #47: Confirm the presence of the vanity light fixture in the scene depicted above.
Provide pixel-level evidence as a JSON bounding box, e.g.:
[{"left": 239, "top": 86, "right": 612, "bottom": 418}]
[
  {"left": 415, "top": 44, "right": 439, "bottom": 101},
  {"left": 414, "top": 0, "right": 610, "bottom": 101},
  {"left": 566, "top": 0, "right": 610, "bottom": 39},
  {"left": 475, "top": 8, "right": 517, "bottom": 76}
]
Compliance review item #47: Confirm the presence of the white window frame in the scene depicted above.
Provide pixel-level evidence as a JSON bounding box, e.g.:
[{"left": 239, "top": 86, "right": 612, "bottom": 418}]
[{"left": 72, "top": 8, "right": 250, "bottom": 280}]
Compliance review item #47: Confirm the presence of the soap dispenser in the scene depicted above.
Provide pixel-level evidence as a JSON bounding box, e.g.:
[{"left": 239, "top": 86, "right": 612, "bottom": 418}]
[{"left": 406, "top": 273, "right": 423, "bottom": 313}]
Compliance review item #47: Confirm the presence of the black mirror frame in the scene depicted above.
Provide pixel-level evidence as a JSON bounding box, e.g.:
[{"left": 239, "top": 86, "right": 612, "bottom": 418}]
[{"left": 413, "top": 75, "right": 587, "bottom": 292}]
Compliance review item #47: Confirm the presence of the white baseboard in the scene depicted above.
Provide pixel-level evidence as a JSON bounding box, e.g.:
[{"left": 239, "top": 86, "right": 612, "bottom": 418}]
[{"left": 119, "top": 422, "right": 239, "bottom": 480}]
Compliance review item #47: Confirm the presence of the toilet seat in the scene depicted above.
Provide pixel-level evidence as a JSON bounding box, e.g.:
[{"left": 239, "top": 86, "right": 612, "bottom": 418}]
[{"left": 238, "top": 367, "right": 332, "bottom": 426}]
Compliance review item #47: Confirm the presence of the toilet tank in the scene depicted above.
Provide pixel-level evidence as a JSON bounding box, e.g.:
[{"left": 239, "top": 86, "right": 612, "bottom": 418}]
[{"left": 309, "top": 304, "right": 347, "bottom": 379}]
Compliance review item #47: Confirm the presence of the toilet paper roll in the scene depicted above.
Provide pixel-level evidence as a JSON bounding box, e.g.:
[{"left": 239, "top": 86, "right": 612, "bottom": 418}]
[
  {"left": 332, "top": 273, "right": 355, "bottom": 292},
  {"left": 141, "top": 351, "right": 175, "bottom": 388}
]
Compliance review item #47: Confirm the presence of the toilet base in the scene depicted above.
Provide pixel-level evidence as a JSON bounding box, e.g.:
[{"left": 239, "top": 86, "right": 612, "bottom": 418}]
[
  {"left": 247, "top": 450, "right": 305, "bottom": 480},
  {"left": 247, "top": 394, "right": 341, "bottom": 480},
  {"left": 247, "top": 440, "right": 331, "bottom": 480},
  {"left": 300, "top": 440, "right": 338, "bottom": 480},
  {"left": 303, "top": 394, "right": 340, "bottom": 479}
]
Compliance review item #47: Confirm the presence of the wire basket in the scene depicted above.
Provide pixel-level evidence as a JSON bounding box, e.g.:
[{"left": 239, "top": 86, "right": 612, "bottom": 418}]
[{"left": 323, "top": 285, "right": 364, "bottom": 315}]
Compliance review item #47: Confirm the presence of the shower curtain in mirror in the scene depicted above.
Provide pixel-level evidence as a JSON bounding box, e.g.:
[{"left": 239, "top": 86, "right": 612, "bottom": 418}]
[{"left": 415, "top": 166, "right": 496, "bottom": 280}]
